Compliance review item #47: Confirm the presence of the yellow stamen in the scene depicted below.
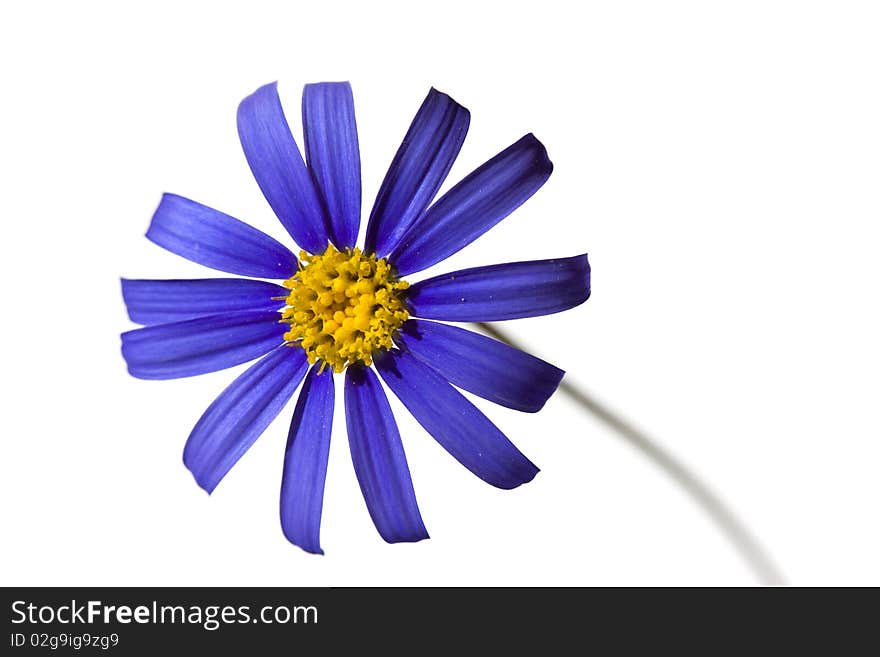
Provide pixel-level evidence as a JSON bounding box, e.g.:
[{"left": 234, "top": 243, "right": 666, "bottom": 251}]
[{"left": 281, "top": 244, "right": 410, "bottom": 373}]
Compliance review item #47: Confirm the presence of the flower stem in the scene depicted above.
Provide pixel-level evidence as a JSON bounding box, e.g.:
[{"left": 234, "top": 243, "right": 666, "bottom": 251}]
[{"left": 474, "top": 322, "right": 786, "bottom": 585}]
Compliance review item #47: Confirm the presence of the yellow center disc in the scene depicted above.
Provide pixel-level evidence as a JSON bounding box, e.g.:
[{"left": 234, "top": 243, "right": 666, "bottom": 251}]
[{"left": 281, "top": 244, "right": 410, "bottom": 373}]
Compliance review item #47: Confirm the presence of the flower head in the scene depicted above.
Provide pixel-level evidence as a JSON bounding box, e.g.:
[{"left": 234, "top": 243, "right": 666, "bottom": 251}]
[{"left": 121, "top": 81, "right": 590, "bottom": 553}]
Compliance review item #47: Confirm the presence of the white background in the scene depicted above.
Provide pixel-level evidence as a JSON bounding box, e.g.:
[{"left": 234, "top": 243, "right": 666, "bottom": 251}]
[{"left": 2, "top": 1, "right": 878, "bottom": 586}]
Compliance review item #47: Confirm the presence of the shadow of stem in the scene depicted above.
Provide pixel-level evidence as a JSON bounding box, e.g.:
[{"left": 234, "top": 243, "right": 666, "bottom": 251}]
[{"left": 473, "top": 321, "right": 786, "bottom": 585}]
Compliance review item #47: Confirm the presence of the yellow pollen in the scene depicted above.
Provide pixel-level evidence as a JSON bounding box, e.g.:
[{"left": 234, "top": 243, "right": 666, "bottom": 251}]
[{"left": 281, "top": 244, "right": 410, "bottom": 373}]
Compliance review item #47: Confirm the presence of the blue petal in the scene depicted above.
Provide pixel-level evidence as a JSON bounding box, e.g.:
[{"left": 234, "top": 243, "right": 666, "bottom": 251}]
[
  {"left": 280, "top": 365, "right": 334, "bottom": 555},
  {"left": 302, "top": 82, "right": 361, "bottom": 249},
  {"left": 406, "top": 254, "right": 590, "bottom": 322},
  {"left": 389, "top": 134, "right": 553, "bottom": 275},
  {"left": 146, "top": 193, "right": 297, "bottom": 278},
  {"left": 344, "top": 366, "right": 429, "bottom": 544},
  {"left": 397, "top": 319, "right": 564, "bottom": 413},
  {"left": 364, "top": 88, "right": 470, "bottom": 257},
  {"left": 121, "top": 311, "right": 286, "bottom": 380},
  {"left": 237, "top": 82, "right": 330, "bottom": 254},
  {"left": 121, "top": 278, "right": 288, "bottom": 326},
  {"left": 375, "top": 350, "right": 538, "bottom": 489},
  {"left": 184, "top": 345, "right": 309, "bottom": 493}
]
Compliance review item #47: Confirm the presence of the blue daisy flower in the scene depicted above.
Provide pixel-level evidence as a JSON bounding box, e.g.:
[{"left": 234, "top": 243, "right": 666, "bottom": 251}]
[{"left": 121, "top": 81, "right": 591, "bottom": 554}]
